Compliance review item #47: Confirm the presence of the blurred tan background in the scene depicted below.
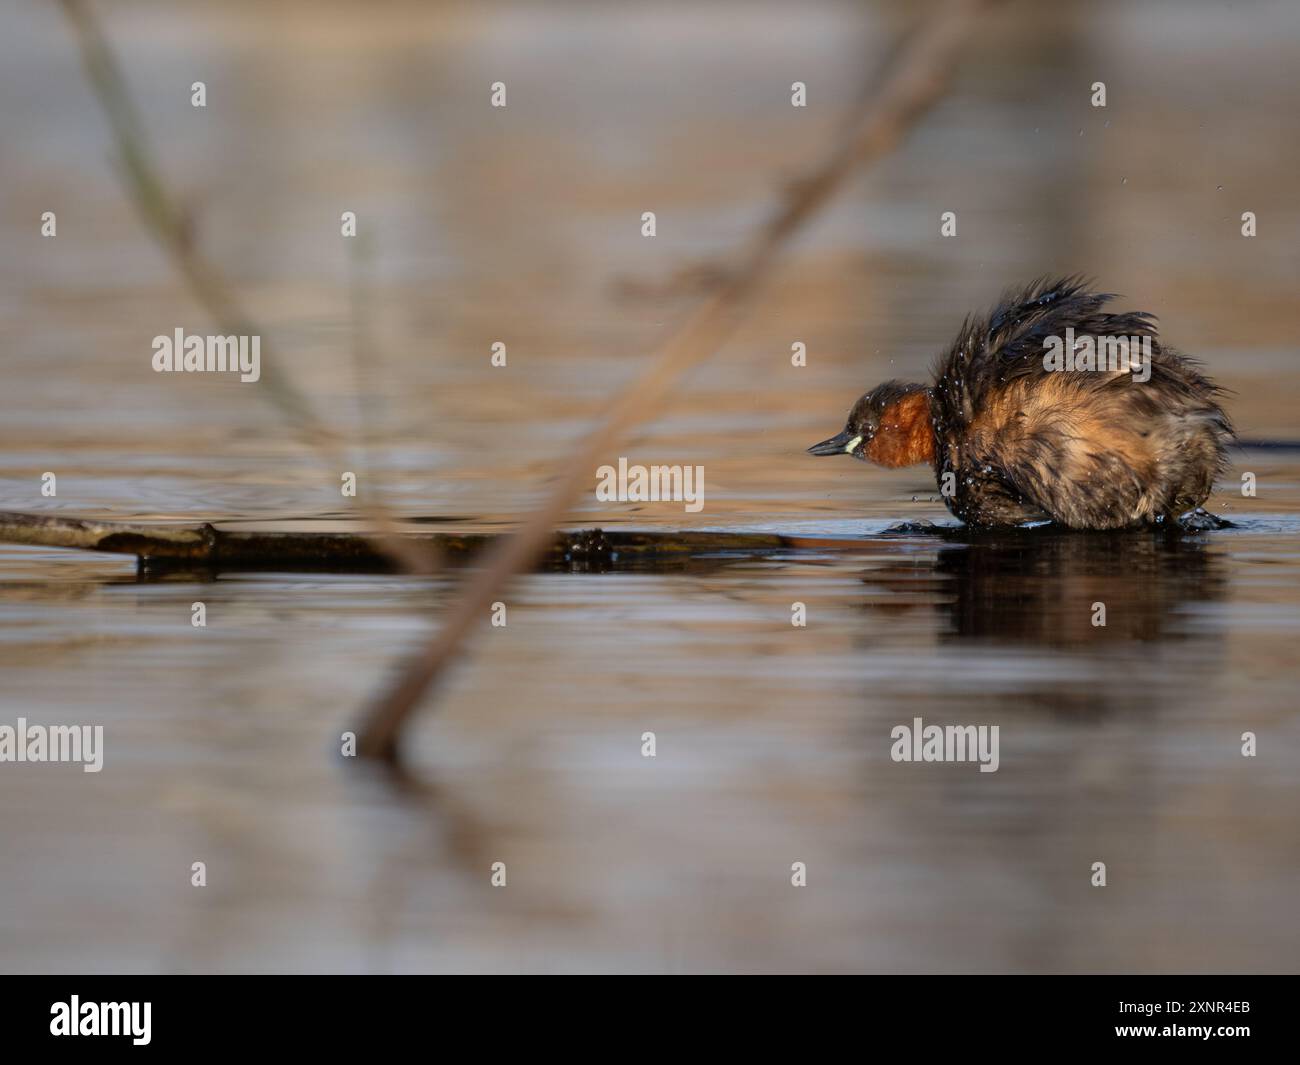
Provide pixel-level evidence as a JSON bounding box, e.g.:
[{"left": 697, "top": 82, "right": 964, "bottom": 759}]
[{"left": 0, "top": 1, "right": 1297, "bottom": 973}]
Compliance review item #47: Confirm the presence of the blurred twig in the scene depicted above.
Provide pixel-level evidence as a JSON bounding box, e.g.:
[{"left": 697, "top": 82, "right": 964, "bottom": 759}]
[
  {"left": 345, "top": 236, "right": 441, "bottom": 574},
  {"left": 58, "top": 0, "right": 436, "bottom": 575},
  {"left": 358, "top": 0, "right": 1001, "bottom": 759},
  {"left": 59, "top": 0, "right": 324, "bottom": 440}
]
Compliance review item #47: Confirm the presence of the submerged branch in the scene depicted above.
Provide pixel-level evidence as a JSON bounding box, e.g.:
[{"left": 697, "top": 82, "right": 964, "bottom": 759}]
[
  {"left": 0, "top": 510, "right": 1226, "bottom": 572},
  {"left": 0, "top": 511, "right": 826, "bottom": 572}
]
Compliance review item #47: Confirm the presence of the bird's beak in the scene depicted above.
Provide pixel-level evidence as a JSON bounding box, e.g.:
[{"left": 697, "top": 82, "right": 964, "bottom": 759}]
[{"left": 807, "top": 429, "right": 862, "bottom": 456}]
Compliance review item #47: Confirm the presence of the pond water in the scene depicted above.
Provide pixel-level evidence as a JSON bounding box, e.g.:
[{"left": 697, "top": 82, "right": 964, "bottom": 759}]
[{"left": 1, "top": 1, "right": 1297, "bottom": 972}]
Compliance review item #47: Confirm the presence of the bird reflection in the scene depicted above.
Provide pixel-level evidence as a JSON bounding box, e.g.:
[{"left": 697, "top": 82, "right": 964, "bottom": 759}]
[
  {"left": 860, "top": 524, "right": 1230, "bottom": 723},
  {"left": 928, "top": 526, "right": 1227, "bottom": 646}
]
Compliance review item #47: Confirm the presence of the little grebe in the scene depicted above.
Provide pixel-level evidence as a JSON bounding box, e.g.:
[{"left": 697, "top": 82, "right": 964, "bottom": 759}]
[{"left": 809, "top": 277, "right": 1232, "bottom": 529}]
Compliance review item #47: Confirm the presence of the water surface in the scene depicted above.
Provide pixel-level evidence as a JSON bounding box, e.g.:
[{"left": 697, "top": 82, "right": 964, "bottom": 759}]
[{"left": 1, "top": 1, "right": 1298, "bottom": 972}]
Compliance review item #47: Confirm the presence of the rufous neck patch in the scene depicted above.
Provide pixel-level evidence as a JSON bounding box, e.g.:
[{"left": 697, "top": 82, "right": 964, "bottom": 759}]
[{"left": 865, "top": 390, "right": 934, "bottom": 468}]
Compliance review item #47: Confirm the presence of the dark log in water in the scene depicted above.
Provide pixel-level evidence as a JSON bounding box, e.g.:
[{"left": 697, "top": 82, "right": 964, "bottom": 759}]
[
  {"left": 0, "top": 509, "right": 1231, "bottom": 578},
  {"left": 0, "top": 510, "right": 840, "bottom": 574}
]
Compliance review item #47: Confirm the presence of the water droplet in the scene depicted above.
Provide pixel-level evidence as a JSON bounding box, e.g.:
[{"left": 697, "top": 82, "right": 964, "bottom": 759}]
[
  {"left": 1216, "top": 185, "right": 1223, "bottom": 191},
  {"left": 1121, "top": 177, "right": 1127, "bottom": 185}
]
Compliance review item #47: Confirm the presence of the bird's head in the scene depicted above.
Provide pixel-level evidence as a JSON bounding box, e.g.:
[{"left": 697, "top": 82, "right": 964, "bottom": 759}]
[{"left": 807, "top": 381, "right": 933, "bottom": 468}]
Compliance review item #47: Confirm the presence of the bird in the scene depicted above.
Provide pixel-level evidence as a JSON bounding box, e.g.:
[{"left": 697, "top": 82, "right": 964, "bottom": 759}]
[{"left": 807, "top": 277, "right": 1233, "bottom": 529}]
